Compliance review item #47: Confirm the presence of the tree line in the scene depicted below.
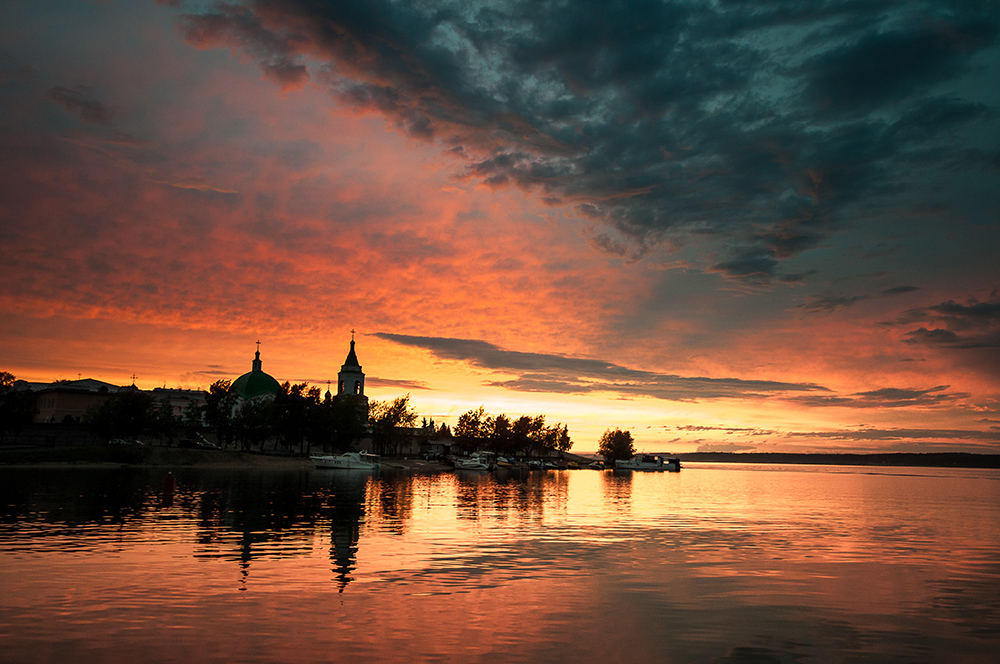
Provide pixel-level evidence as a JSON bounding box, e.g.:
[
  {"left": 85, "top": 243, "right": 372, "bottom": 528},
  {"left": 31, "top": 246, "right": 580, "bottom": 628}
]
[
  {"left": 3, "top": 371, "right": 586, "bottom": 459},
  {"left": 444, "top": 406, "right": 573, "bottom": 457}
]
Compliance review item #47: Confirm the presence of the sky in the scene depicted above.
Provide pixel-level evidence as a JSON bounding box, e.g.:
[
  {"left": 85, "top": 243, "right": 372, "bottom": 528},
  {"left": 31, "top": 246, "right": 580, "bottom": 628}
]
[{"left": 1, "top": 0, "right": 998, "bottom": 454}]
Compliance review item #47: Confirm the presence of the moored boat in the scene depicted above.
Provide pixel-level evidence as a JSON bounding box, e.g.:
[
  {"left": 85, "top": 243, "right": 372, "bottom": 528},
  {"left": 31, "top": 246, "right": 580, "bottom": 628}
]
[
  {"left": 453, "top": 452, "right": 493, "bottom": 470},
  {"left": 615, "top": 453, "right": 681, "bottom": 472},
  {"left": 311, "top": 452, "right": 381, "bottom": 470}
]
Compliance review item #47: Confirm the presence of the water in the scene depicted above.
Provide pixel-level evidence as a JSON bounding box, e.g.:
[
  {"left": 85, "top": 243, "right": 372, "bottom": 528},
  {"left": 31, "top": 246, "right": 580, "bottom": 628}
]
[{"left": 1, "top": 463, "right": 998, "bottom": 663}]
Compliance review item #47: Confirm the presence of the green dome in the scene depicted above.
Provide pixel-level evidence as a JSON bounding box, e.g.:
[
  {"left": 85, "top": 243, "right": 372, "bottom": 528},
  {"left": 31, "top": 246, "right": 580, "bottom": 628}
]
[
  {"left": 229, "top": 348, "right": 281, "bottom": 398},
  {"left": 230, "top": 370, "right": 281, "bottom": 399}
]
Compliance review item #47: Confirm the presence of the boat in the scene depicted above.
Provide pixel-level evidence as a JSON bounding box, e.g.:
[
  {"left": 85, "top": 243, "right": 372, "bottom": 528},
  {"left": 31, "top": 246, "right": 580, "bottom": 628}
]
[
  {"left": 454, "top": 452, "right": 493, "bottom": 470},
  {"left": 310, "top": 452, "right": 381, "bottom": 470},
  {"left": 615, "top": 453, "right": 681, "bottom": 472}
]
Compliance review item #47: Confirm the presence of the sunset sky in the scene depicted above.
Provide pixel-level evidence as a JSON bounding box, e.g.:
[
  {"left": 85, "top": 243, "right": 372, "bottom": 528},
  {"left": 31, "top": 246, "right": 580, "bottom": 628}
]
[{"left": 2, "top": 0, "right": 998, "bottom": 453}]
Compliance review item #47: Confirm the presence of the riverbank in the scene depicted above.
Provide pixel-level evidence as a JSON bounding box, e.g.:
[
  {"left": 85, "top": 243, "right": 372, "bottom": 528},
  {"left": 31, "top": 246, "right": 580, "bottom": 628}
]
[
  {"left": 0, "top": 444, "right": 454, "bottom": 472},
  {"left": 3, "top": 445, "right": 998, "bottom": 470}
]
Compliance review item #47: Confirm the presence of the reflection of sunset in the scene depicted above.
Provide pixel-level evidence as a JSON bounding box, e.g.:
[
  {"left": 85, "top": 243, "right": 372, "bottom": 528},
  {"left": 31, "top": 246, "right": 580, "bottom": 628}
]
[{"left": 2, "top": 467, "right": 998, "bottom": 662}]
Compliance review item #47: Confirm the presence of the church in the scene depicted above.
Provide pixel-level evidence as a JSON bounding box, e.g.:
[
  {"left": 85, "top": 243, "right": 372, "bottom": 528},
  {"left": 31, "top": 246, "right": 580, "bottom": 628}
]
[{"left": 228, "top": 336, "right": 369, "bottom": 412}]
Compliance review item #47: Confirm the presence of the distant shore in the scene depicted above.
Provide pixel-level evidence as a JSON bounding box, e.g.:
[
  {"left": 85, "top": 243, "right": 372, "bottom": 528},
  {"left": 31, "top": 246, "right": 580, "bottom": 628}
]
[
  {"left": 676, "top": 452, "right": 1000, "bottom": 469},
  {"left": 1, "top": 446, "right": 998, "bottom": 470}
]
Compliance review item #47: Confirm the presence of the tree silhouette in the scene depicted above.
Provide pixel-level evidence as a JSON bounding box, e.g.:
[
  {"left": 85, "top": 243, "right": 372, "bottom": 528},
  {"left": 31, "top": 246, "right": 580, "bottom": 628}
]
[
  {"left": 1, "top": 372, "right": 37, "bottom": 444},
  {"left": 369, "top": 394, "right": 417, "bottom": 456},
  {"left": 598, "top": 428, "right": 635, "bottom": 465}
]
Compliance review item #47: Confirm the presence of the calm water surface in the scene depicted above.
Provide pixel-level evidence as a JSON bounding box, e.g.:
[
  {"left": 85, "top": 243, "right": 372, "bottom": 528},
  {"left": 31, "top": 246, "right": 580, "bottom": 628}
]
[{"left": 1, "top": 463, "right": 998, "bottom": 663}]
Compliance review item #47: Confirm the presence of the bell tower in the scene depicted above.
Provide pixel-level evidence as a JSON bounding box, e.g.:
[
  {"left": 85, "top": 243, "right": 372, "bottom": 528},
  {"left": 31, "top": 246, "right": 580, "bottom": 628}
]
[{"left": 337, "top": 331, "right": 366, "bottom": 399}]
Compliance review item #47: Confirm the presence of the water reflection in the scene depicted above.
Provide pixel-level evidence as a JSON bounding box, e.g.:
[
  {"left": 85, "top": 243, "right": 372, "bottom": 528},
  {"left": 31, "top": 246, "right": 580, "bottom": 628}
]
[
  {"left": 602, "top": 469, "right": 633, "bottom": 508},
  {"left": 1, "top": 465, "right": 999, "bottom": 663}
]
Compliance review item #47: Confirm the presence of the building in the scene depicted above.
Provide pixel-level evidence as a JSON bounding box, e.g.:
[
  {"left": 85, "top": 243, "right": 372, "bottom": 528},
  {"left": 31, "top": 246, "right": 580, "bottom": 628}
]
[
  {"left": 229, "top": 344, "right": 282, "bottom": 400},
  {"left": 151, "top": 387, "right": 207, "bottom": 420},
  {"left": 16, "top": 378, "right": 127, "bottom": 424},
  {"left": 336, "top": 336, "right": 369, "bottom": 411},
  {"left": 337, "top": 338, "right": 365, "bottom": 396}
]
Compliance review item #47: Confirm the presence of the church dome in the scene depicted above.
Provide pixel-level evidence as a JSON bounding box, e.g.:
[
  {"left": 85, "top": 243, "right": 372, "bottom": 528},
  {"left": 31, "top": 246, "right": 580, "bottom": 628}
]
[{"left": 230, "top": 348, "right": 281, "bottom": 399}]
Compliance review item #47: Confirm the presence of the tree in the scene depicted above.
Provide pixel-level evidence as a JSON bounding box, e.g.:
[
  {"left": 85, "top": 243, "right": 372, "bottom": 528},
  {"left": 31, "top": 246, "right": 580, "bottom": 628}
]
[
  {"left": 598, "top": 428, "right": 635, "bottom": 465},
  {"left": 321, "top": 396, "right": 369, "bottom": 452},
  {"left": 231, "top": 398, "right": 272, "bottom": 451},
  {"left": 1, "top": 372, "right": 37, "bottom": 444},
  {"left": 204, "top": 379, "right": 235, "bottom": 449},
  {"left": 369, "top": 394, "right": 417, "bottom": 456},
  {"left": 489, "top": 413, "right": 514, "bottom": 455},
  {"left": 273, "top": 382, "right": 313, "bottom": 453},
  {"left": 454, "top": 406, "right": 488, "bottom": 451},
  {"left": 84, "top": 389, "right": 158, "bottom": 442},
  {"left": 152, "top": 399, "right": 179, "bottom": 446},
  {"left": 553, "top": 424, "right": 573, "bottom": 453},
  {"left": 181, "top": 399, "right": 204, "bottom": 437}
]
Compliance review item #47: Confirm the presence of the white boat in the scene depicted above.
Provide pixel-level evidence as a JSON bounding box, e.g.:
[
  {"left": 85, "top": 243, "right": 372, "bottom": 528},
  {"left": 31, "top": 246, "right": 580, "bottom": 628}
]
[
  {"left": 454, "top": 452, "right": 492, "bottom": 470},
  {"left": 311, "top": 452, "right": 381, "bottom": 470},
  {"left": 615, "top": 454, "right": 681, "bottom": 472}
]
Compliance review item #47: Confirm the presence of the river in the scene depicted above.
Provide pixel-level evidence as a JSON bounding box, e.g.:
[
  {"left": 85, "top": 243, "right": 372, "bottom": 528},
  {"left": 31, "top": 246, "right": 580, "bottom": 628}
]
[{"left": 1, "top": 463, "right": 998, "bottom": 662}]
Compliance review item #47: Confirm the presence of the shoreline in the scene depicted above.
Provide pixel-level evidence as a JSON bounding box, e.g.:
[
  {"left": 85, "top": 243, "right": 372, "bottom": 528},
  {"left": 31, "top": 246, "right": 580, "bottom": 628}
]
[
  {"left": 1, "top": 446, "right": 998, "bottom": 470},
  {"left": 0, "top": 445, "right": 453, "bottom": 472},
  {"left": 677, "top": 451, "right": 1000, "bottom": 469}
]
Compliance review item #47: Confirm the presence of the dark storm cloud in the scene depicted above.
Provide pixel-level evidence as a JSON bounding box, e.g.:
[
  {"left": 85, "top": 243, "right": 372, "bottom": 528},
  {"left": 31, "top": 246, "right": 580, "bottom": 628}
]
[
  {"left": 46, "top": 86, "right": 110, "bottom": 124},
  {"left": 791, "top": 385, "right": 969, "bottom": 408},
  {"left": 176, "top": 1, "right": 1000, "bottom": 281},
  {"left": 804, "top": 20, "right": 997, "bottom": 111},
  {"left": 374, "top": 332, "right": 828, "bottom": 400}
]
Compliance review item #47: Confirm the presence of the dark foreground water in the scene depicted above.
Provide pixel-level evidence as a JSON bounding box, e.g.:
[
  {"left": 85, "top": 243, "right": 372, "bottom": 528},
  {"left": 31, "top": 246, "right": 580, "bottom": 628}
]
[{"left": 1, "top": 463, "right": 998, "bottom": 663}]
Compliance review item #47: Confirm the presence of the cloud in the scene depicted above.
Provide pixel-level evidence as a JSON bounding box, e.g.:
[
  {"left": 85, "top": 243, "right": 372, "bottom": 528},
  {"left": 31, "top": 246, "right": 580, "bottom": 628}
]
[
  {"left": 774, "top": 426, "right": 1000, "bottom": 453},
  {"left": 799, "top": 285, "right": 921, "bottom": 313},
  {"left": 677, "top": 425, "right": 775, "bottom": 436},
  {"left": 175, "top": 1, "right": 1000, "bottom": 281},
  {"left": 800, "top": 293, "right": 870, "bottom": 313},
  {"left": 374, "top": 333, "right": 828, "bottom": 401},
  {"left": 805, "top": 21, "right": 997, "bottom": 111},
  {"left": 365, "top": 377, "right": 430, "bottom": 391},
  {"left": 791, "top": 385, "right": 969, "bottom": 408},
  {"left": 179, "top": 4, "right": 309, "bottom": 90},
  {"left": 46, "top": 86, "right": 111, "bottom": 124},
  {"left": 924, "top": 298, "right": 1000, "bottom": 326},
  {"left": 695, "top": 442, "right": 757, "bottom": 453},
  {"left": 882, "top": 294, "right": 1000, "bottom": 376},
  {"left": 881, "top": 286, "right": 920, "bottom": 296},
  {"left": 790, "top": 427, "right": 1000, "bottom": 443}
]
